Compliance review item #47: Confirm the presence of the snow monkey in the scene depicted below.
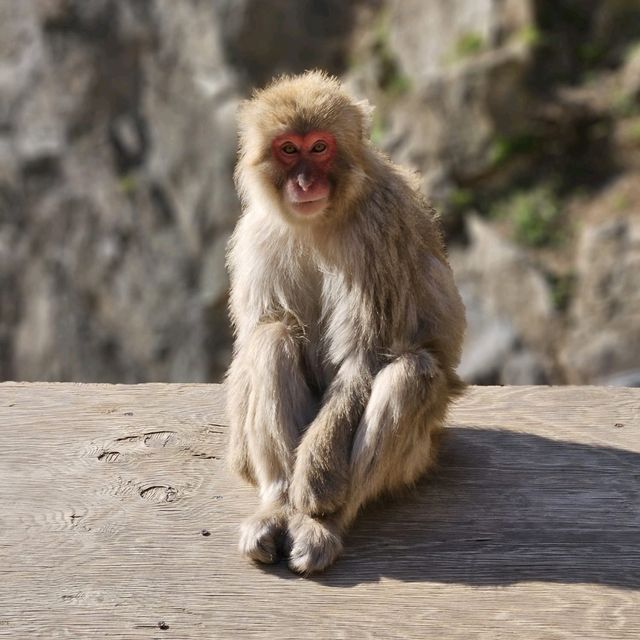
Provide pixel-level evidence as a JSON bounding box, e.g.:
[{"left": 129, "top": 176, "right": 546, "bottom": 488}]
[{"left": 226, "top": 71, "right": 466, "bottom": 574}]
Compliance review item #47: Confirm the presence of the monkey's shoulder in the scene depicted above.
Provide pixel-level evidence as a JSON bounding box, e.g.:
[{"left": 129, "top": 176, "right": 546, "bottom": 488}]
[{"left": 363, "top": 155, "right": 443, "bottom": 235}]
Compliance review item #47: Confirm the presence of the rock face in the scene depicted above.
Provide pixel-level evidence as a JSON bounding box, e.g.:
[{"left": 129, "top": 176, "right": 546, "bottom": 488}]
[
  {"left": 387, "top": 0, "right": 533, "bottom": 180},
  {"left": 563, "top": 211, "right": 640, "bottom": 385},
  {"left": 452, "top": 217, "right": 555, "bottom": 385},
  {"left": 1, "top": 0, "right": 640, "bottom": 385},
  {"left": 217, "top": 0, "right": 356, "bottom": 87},
  {"left": 2, "top": 0, "right": 239, "bottom": 381}
]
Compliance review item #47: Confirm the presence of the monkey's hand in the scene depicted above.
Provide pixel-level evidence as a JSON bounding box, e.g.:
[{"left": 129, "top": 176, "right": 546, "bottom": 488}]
[{"left": 289, "top": 364, "right": 371, "bottom": 516}]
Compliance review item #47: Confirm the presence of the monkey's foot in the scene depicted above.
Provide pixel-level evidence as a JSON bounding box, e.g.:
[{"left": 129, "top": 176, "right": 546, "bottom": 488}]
[
  {"left": 239, "top": 510, "right": 287, "bottom": 565},
  {"left": 287, "top": 512, "right": 343, "bottom": 575}
]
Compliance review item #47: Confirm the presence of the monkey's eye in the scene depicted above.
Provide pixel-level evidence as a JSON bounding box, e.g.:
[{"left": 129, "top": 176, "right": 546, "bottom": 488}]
[
  {"left": 311, "top": 141, "right": 328, "bottom": 153},
  {"left": 281, "top": 143, "right": 298, "bottom": 155}
]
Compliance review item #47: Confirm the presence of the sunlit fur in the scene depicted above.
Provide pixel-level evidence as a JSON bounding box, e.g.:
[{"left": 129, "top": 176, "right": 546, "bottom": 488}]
[{"left": 227, "top": 71, "right": 466, "bottom": 574}]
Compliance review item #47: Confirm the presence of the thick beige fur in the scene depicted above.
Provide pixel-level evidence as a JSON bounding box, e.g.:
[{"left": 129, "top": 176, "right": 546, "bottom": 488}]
[{"left": 226, "top": 71, "right": 466, "bottom": 573}]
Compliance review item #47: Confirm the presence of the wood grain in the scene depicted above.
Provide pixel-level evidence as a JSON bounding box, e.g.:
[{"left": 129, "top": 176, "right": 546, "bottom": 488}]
[{"left": 0, "top": 383, "right": 638, "bottom": 639}]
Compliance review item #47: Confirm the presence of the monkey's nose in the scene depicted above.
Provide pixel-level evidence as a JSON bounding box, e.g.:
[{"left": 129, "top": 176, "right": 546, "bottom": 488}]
[{"left": 297, "top": 174, "right": 314, "bottom": 191}]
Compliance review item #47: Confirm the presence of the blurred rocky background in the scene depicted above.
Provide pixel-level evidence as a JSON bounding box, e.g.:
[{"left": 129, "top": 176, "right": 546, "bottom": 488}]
[{"left": 1, "top": 0, "right": 639, "bottom": 385}]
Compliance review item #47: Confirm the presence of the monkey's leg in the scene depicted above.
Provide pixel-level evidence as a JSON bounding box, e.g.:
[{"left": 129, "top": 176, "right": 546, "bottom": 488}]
[
  {"left": 288, "top": 349, "right": 455, "bottom": 574},
  {"left": 343, "top": 349, "right": 453, "bottom": 526},
  {"left": 228, "top": 321, "right": 315, "bottom": 564}
]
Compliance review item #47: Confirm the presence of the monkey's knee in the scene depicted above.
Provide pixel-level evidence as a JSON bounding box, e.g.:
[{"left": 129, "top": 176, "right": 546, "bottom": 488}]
[
  {"left": 354, "top": 350, "right": 445, "bottom": 438},
  {"left": 350, "top": 350, "right": 446, "bottom": 492},
  {"left": 247, "top": 321, "right": 313, "bottom": 411},
  {"left": 384, "top": 349, "right": 447, "bottom": 411},
  {"left": 247, "top": 321, "right": 303, "bottom": 372}
]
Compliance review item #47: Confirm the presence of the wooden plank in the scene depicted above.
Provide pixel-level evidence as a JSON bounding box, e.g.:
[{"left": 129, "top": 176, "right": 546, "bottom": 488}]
[{"left": 0, "top": 383, "right": 638, "bottom": 639}]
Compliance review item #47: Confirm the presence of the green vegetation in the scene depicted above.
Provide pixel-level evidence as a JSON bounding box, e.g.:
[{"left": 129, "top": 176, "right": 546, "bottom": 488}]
[
  {"left": 492, "top": 184, "right": 565, "bottom": 248},
  {"left": 624, "top": 40, "right": 640, "bottom": 64},
  {"left": 371, "top": 10, "right": 412, "bottom": 98},
  {"left": 630, "top": 120, "right": 640, "bottom": 144},
  {"left": 547, "top": 272, "right": 576, "bottom": 312},
  {"left": 453, "top": 32, "right": 485, "bottom": 59},
  {"left": 515, "top": 25, "right": 543, "bottom": 48},
  {"left": 381, "top": 67, "right": 411, "bottom": 97},
  {"left": 579, "top": 42, "right": 606, "bottom": 66},
  {"left": 613, "top": 92, "right": 640, "bottom": 118},
  {"left": 488, "top": 133, "right": 540, "bottom": 168},
  {"left": 370, "top": 111, "right": 387, "bottom": 147},
  {"left": 448, "top": 188, "right": 474, "bottom": 210},
  {"left": 347, "top": 7, "right": 411, "bottom": 100},
  {"left": 118, "top": 174, "right": 137, "bottom": 195},
  {"left": 613, "top": 191, "right": 632, "bottom": 212}
]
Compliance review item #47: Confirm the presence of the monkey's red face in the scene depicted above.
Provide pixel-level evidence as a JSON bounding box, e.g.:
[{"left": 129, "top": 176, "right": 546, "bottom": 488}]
[{"left": 271, "top": 130, "right": 336, "bottom": 217}]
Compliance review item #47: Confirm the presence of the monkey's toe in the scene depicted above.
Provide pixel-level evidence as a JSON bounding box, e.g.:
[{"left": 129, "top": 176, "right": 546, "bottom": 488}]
[
  {"left": 239, "top": 512, "right": 286, "bottom": 565},
  {"left": 287, "top": 513, "right": 343, "bottom": 575}
]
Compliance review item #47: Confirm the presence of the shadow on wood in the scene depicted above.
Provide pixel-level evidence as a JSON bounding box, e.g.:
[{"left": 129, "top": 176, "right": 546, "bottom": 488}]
[{"left": 301, "top": 426, "right": 640, "bottom": 590}]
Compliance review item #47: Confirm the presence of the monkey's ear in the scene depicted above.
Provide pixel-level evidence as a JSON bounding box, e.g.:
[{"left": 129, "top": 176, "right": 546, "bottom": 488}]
[{"left": 355, "top": 99, "right": 375, "bottom": 139}]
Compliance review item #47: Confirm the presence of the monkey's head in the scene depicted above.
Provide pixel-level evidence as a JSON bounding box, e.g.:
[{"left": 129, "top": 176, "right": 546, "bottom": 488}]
[{"left": 236, "top": 71, "right": 372, "bottom": 224}]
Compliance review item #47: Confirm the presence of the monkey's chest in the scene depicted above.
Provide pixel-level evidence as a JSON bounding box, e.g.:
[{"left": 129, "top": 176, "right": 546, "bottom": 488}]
[{"left": 314, "top": 272, "right": 375, "bottom": 365}]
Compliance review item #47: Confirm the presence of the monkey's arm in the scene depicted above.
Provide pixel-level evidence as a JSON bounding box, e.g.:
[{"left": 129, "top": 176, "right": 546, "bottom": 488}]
[
  {"left": 289, "top": 353, "right": 374, "bottom": 517},
  {"left": 228, "top": 319, "right": 315, "bottom": 487},
  {"left": 227, "top": 318, "right": 319, "bottom": 563}
]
